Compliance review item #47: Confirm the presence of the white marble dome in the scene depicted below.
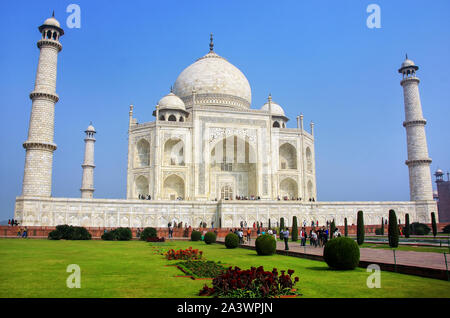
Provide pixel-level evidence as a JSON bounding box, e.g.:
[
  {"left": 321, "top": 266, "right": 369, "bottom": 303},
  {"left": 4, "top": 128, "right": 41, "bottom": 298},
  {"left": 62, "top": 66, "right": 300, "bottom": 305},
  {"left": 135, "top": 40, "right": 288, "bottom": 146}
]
[
  {"left": 85, "top": 123, "right": 96, "bottom": 132},
  {"left": 401, "top": 58, "right": 415, "bottom": 68},
  {"left": 158, "top": 92, "right": 186, "bottom": 111},
  {"left": 261, "top": 101, "right": 285, "bottom": 116},
  {"left": 173, "top": 51, "right": 251, "bottom": 109},
  {"left": 43, "top": 16, "right": 61, "bottom": 28}
]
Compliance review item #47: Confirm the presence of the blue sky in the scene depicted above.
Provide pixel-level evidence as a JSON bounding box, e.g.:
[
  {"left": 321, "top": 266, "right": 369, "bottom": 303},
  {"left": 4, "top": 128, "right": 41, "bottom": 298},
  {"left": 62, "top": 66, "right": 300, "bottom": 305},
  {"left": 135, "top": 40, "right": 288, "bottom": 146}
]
[{"left": 0, "top": 0, "right": 449, "bottom": 220}]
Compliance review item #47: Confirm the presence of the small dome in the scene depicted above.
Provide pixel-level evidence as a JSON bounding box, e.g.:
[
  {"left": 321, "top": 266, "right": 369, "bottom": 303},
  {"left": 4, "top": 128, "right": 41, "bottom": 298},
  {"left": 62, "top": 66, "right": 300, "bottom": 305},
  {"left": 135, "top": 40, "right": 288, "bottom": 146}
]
[
  {"left": 86, "top": 123, "right": 96, "bottom": 132},
  {"left": 401, "top": 58, "right": 415, "bottom": 68},
  {"left": 43, "top": 16, "right": 61, "bottom": 28},
  {"left": 158, "top": 92, "right": 186, "bottom": 111},
  {"left": 261, "top": 101, "right": 285, "bottom": 116},
  {"left": 435, "top": 169, "right": 444, "bottom": 175}
]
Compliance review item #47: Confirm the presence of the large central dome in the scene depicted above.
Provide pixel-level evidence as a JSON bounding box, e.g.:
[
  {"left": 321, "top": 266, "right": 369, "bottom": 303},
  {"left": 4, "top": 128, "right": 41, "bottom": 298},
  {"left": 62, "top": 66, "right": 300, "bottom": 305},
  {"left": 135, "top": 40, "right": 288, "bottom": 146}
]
[{"left": 173, "top": 49, "right": 251, "bottom": 109}]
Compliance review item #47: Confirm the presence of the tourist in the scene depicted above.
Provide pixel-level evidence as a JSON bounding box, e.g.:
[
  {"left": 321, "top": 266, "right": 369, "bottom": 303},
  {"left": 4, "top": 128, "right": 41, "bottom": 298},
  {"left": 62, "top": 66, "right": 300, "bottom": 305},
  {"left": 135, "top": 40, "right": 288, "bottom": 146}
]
[
  {"left": 282, "top": 227, "right": 289, "bottom": 250},
  {"left": 22, "top": 227, "right": 28, "bottom": 238},
  {"left": 8, "top": 219, "right": 11, "bottom": 226},
  {"left": 136, "top": 228, "right": 141, "bottom": 238},
  {"left": 11, "top": 218, "right": 15, "bottom": 227},
  {"left": 300, "top": 227, "right": 306, "bottom": 246},
  {"left": 246, "top": 228, "right": 252, "bottom": 243},
  {"left": 17, "top": 228, "right": 22, "bottom": 237},
  {"left": 238, "top": 229, "right": 244, "bottom": 244},
  {"left": 257, "top": 227, "right": 260, "bottom": 236},
  {"left": 272, "top": 228, "right": 277, "bottom": 240}
]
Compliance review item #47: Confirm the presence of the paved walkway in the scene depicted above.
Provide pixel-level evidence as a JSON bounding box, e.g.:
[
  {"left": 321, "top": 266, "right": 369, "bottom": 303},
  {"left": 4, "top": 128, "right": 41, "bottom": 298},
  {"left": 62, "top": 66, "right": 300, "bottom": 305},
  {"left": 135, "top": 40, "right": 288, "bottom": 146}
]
[{"left": 218, "top": 238, "right": 450, "bottom": 271}]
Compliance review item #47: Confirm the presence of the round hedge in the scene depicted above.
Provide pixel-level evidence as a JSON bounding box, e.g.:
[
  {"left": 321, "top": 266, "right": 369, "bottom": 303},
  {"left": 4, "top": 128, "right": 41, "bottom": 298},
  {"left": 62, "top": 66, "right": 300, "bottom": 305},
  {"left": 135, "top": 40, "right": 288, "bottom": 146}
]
[
  {"left": 204, "top": 231, "right": 217, "bottom": 244},
  {"left": 191, "top": 230, "right": 202, "bottom": 241},
  {"left": 323, "top": 237, "right": 360, "bottom": 270},
  {"left": 225, "top": 233, "right": 239, "bottom": 248},
  {"left": 140, "top": 227, "right": 157, "bottom": 241},
  {"left": 255, "top": 234, "right": 276, "bottom": 255}
]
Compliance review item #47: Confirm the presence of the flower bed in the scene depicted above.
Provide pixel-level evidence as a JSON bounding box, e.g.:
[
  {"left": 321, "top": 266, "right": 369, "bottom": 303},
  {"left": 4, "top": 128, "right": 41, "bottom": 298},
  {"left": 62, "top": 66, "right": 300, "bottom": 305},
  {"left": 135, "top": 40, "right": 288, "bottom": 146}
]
[
  {"left": 176, "top": 260, "right": 226, "bottom": 279},
  {"left": 199, "top": 266, "right": 300, "bottom": 298},
  {"left": 165, "top": 247, "right": 203, "bottom": 260},
  {"left": 146, "top": 237, "right": 165, "bottom": 242}
]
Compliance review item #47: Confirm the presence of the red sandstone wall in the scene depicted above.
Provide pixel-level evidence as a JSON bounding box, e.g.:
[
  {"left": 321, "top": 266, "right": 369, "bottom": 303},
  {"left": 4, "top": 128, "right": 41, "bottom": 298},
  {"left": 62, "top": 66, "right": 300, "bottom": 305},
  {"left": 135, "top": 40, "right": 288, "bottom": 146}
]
[{"left": 1, "top": 223, "right": 448, "bottom": 239}]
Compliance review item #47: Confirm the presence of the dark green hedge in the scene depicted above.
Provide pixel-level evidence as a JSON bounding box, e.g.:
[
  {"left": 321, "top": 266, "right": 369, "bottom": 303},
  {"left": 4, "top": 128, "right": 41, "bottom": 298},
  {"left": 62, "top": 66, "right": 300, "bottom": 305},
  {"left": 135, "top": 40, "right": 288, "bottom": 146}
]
[
  {"left": 204, "top": 232, "right": 217, "bottom": 244},
  {"left": 255, "top": 234, "right": 276, "bottom": 256},
  {"left": 48, "top": 225, "right": 91, "bottom": 240},
  {"left": 225, "top": 233, "right": 239, "bottom": 248},
  {"left": 357, "top": 211, "right": 364, "bottom": 245},
  {"left": 388, "top": 209, "right": 399, "bottom": 248},
  {"left": 101, "top": 227, "right": 132, "bottom": 241},
  {"left": 140, "top": 227, "right": 157, "bottom": 241},
  {"left": 323, "top": 237, "right": 360, "bottom": 270},
  {"left": 191, "top": 230, "right": 202, "bottom": 241}
]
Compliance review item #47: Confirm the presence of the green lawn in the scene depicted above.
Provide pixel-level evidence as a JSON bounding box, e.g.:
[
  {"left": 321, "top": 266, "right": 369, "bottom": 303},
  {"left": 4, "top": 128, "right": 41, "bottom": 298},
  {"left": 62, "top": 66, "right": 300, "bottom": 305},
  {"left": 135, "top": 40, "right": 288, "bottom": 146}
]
[{"left": 0, "top": 239, "right": 448, "bottom": 298}]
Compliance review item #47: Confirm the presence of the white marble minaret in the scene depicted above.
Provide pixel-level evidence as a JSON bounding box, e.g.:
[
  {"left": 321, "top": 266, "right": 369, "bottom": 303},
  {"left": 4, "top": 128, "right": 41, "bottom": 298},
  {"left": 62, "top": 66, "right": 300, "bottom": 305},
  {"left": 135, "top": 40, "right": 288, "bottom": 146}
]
[
  {"left": 399, "top": 55, "right": 433, "bottom": 201},
  {"left": 22, "top": 13, "right": 63, "bottom": 197},
  {"left": 80, "top": 123, "right": 96, "bottom": 198}
]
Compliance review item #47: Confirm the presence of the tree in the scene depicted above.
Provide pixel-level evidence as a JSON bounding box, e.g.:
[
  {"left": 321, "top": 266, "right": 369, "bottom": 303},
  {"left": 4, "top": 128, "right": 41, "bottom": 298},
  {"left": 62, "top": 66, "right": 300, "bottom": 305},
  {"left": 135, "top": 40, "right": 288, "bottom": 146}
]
[
  {"left": 330, "top": 219, "right": 336, "bottom": 239},
  {"left": 268, "top": 218, "right": 271, "bottom": 229},
  {"left": 404, "top": 213, "right": 410, "bottom": 238},
  {"left": 280, "top": 217, "right": 285, "bottom": 230},
  {"left": 431, "top": 212, "right": 437, "bottom": 238},
  {"left": 388, "top": 209, "right": 399, "bottom": 248},
  {"left": 380, "top": 217, "right": 384, "bottom": 235},
  {"left": 344, "top": 217, "right": 348, "bottom": 237},
  {"left": 292, "top": 216, "right": 298, "bottom": 241},
  {"left": 357, "top": 211, "right": 364, "bottom": 245}
]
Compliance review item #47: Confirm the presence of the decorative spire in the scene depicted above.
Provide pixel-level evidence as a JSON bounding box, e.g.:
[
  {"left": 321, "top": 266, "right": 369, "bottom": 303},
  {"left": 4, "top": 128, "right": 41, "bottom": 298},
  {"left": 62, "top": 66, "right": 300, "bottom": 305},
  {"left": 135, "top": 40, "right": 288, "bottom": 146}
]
[
  {"left": 52, "top": 10, "right": 55, "bottom": 17},
  {"left": 210, "top": 33, "right": 214, "bottom": 52},
  {"left": 268, "top": 93, "right": 272, "bottom": 102},
  {"left": 170, "top": 85, "right": 173, "bottom": 93},
  {"left": 406, "top": 53, "right": 408, "bottom": 60}
]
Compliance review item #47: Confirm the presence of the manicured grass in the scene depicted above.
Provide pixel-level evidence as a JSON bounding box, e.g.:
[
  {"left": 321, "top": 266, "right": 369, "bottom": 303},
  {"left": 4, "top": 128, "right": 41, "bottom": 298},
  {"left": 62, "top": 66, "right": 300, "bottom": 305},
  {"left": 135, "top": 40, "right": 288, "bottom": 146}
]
[
  {"left": 0, "top": 239, "right": 449, "bottom": 298},
  {"left": 360, "top": 243, "right": 450, "bottom": 254}
]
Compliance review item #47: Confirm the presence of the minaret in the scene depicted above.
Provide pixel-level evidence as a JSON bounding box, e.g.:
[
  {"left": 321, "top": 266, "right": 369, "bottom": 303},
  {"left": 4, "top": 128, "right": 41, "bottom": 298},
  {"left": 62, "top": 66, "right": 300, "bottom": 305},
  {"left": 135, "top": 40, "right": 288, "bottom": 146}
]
[
  {"left": 80, "top": 123, "right": 96, "bottom": 198},
  {"left": 22, "top": 13, "right": 64, "bottom": 197},
  {"left": 399, "top": 55, "right": 433, "bottom": 201}
]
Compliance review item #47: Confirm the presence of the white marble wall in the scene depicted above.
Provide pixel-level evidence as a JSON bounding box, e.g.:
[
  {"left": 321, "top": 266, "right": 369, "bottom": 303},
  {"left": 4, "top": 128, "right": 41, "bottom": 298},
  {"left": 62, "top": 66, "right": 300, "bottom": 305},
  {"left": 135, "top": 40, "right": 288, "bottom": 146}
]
[{"left": 14, "top": 196, "right": 436, "bottom": 228}]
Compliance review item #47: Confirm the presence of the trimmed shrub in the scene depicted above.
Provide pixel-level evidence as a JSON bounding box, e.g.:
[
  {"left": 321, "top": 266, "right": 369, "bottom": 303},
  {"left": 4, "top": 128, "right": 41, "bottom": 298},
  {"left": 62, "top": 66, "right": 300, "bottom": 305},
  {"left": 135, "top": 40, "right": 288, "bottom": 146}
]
[
  {"left": 292, "top": 216, "right": 298, "bottom": 242},
  {"left": 140, "top": 227, "right": 157, "bottom": 241},
  {"left": 48, "top": 224, "right": 91, "bottom": 240},
  {"left": 101, "top": 227, "right": 131, "bottom": 241},
  {"left": 48, "top": 230, "right": 62, "bottom": 240},
  {"left": 268, "top": 218, "right": 271, "bottom": 229},
  {"left": 380, "top": 218, "right": 384, "bottom": 235},
  {"left": 409, "top": 222, "right": 431, "bottom": 235},
  {"left": 255, "top": 234, "right": 276, "bottom": 256},
  {"left": 191, "top": 230, "right": 202, "bottom": 241},
  {"left": 388, "top": 209, "right": 399, "bottom": 248},
  {"left": 344, "top": 217, "right": 348, "bottom": 237},
  {"left": 443, "top": 224, "right": 450, "bottom": 234},
  {"left": 101, "top": 231, "right": 116, "bottom": 241},
  {"left": 115, "top": 227, "right": 132, "bottom": 241},
  {"left": 225, "top": 233, "right": 239, "bottom": 249},
  {"left": 204, "top": 231, "right": 217, "bottom": 244},
  {"left": 404, "top": 214, "right": 410, "bottom": 238},
  {"left": 323, "top": 237, "right": 360, "bottom": 270},
  {"left": 431, "top": 212, "right": 437, "bottom": 237},
  {"left": 375, "top": 228, "right": 382, "bottom": 235},
  {"left": 280, "top": 217, "right": 285, "bottom": 230},
  {"left": 356, "top": 211, "right": 364, "bottom": 245}
]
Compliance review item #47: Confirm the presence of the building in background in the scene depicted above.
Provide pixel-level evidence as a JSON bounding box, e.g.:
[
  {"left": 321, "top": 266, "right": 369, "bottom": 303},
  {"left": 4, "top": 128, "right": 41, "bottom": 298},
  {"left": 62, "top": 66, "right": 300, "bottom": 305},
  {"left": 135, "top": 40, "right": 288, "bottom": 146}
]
[
  {"left": 13, "top": 14, "right": 438, "bottom": 228},
  {"left": 434, "top": 169, "right": 450, "bottom": 222}
]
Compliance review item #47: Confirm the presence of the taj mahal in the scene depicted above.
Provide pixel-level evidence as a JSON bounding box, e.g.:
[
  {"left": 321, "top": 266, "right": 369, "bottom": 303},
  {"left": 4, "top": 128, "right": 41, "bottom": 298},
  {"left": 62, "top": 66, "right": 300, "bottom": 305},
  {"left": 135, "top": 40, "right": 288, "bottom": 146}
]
[{"left": 13, "top": 14, "right": 438, "bottom": 228}]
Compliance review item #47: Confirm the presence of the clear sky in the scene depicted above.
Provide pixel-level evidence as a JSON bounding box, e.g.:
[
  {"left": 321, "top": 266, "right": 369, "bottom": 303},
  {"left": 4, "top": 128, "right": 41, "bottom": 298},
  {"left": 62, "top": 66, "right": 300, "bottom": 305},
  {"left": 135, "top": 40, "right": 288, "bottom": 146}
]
[{"left": 0, "top": 0, "right": 449, "bottom": 221}]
